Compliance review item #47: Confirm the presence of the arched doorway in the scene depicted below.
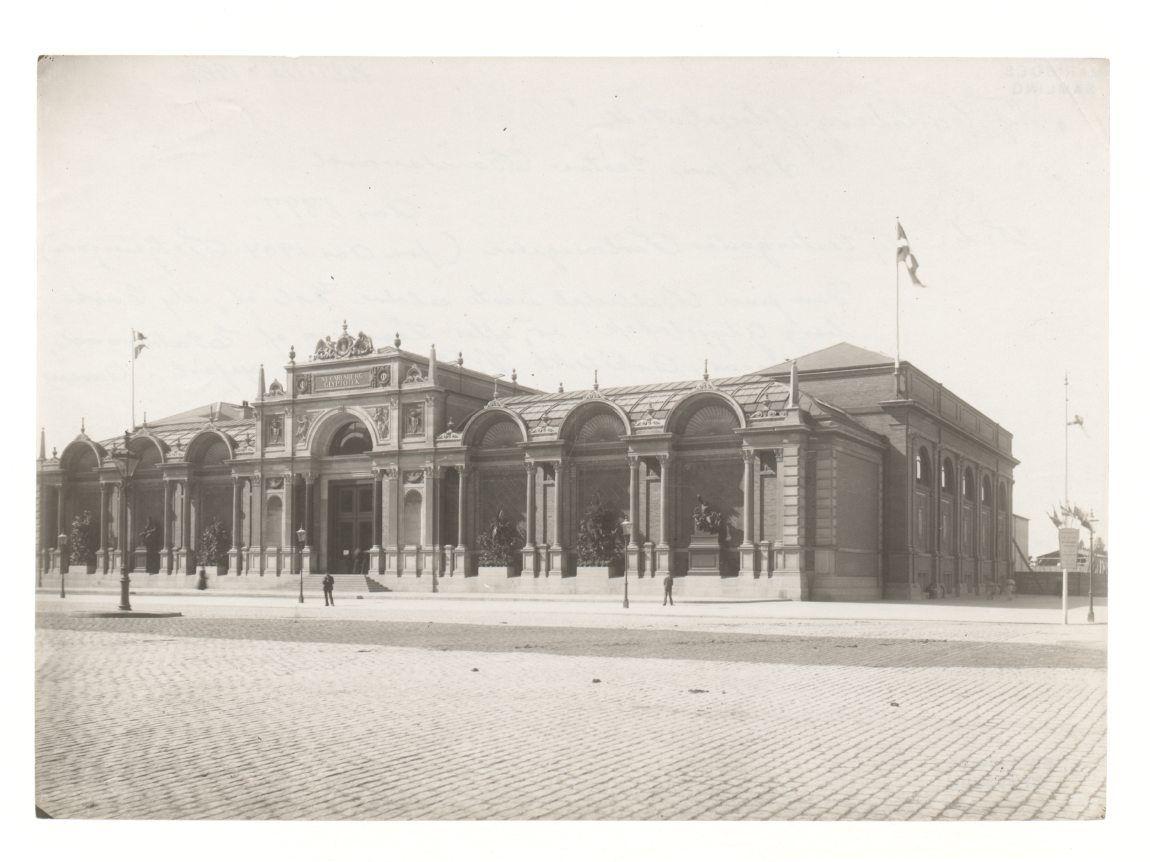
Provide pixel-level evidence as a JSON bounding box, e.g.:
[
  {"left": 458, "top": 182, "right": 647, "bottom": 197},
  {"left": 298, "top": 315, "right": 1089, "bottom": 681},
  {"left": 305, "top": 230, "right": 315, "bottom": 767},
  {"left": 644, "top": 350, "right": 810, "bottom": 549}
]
[{"left": 667, "top": 395, "right": 744, "bottom": 576}]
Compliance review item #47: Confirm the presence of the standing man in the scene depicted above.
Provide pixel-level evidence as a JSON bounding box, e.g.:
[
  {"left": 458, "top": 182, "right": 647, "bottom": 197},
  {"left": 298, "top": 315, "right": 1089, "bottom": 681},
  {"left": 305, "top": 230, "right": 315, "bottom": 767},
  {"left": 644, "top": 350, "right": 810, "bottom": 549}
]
[
  {"left": 662, "top": 572, "right": 674, "bottom": 607},
  {"left": 322, "top": 572, "right": 335, "bottom": 607}
]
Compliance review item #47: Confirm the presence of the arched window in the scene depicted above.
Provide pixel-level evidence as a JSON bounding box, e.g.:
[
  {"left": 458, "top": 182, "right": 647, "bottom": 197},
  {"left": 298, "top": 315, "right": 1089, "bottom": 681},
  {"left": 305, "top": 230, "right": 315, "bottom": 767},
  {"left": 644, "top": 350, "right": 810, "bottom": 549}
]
[
  {"left": 980, "top": 476, "right": 992, "bottom": 505},
  {"left": 963, "top": 467, "right": 975, "bottom": 501},
  {"left": 941, "top": 458, "right": 955, "bottom": 493},
  {"left": 329, "top": 421, "right": 372, "bottom": 456},
  {"left": 915, "top": 447, "right": 932, "bottom": 487}
]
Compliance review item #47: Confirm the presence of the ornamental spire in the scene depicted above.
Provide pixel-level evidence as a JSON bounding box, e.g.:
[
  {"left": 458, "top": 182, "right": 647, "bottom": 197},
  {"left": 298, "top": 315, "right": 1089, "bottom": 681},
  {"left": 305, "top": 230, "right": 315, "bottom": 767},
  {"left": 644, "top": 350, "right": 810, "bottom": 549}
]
[
  {"left": 258, "top": 364, "right": 266, "bottom": 400},
  {"left": 429, "top": 344, "right": 437, "bottom": 385},
  {"left": 703, "top": 358, "right": 709, "bottom": 382},
  {"left": 593, "top": 369, "right": 599, "bottom": 391},
  {"left": 788, "top": 361, "right": 799, "bottom": 409},
  {"left": 39, "top": 427, "right": 45, "bottom": 461}
]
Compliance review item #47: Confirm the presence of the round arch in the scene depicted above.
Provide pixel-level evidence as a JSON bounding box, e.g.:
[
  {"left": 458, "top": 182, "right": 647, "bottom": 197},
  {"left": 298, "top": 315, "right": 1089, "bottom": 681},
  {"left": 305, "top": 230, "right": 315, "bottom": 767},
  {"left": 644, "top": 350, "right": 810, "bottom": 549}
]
[
  {"left": 664, "top": 390, "right": 746, "bottom": 437},
  {"left": 127, "top": 433, "right": 168, "bottom": 470},
  {"left": 60, "top": 438, "right": 106, "bottom": 476},
  {"left": 185, "top": 429, "right": 235, "bottom": 465},
  {"left": 460, "top": 406, "right": 529, "bottom": 449},
  {"left": 558, "top": 398, "right": 633, "bottom": 442},
  {"left": 308, "top": 407, "right": 381, "bottom": 456}
]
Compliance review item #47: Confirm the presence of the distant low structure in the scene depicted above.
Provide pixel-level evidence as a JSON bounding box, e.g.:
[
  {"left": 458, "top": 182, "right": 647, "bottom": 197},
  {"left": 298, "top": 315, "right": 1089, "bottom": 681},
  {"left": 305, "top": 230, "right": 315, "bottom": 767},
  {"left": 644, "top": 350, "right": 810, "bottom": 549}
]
[
  {"left": 37, "top": 336, "right": 1018, "bottom": 601},
  {"left": 1013, "top": 514, "right": 1030, "bottom": 571}
]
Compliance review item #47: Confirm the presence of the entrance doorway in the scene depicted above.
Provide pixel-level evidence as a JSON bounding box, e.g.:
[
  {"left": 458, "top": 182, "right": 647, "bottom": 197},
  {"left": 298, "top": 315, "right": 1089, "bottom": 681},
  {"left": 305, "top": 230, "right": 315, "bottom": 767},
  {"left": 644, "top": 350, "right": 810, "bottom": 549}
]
[{"left": 328, "top": 480, "right": 375, "bottom": 573}]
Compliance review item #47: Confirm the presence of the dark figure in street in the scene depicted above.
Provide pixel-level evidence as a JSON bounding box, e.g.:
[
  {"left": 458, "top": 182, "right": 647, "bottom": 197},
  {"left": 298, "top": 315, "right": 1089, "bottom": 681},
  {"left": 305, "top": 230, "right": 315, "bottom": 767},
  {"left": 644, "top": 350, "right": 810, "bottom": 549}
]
[
  {"left": 322, "top": 573, "right": 335, "bottom": 606},
  {"left": 663, "top": 573, "right": 674, "bottom": 606}
]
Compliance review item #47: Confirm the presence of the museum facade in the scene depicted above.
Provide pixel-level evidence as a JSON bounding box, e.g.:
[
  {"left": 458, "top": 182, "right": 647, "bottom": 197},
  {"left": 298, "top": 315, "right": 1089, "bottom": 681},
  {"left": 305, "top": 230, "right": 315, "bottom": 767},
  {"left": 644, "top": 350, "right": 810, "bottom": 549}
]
[{"left": 36, "top": 329, "right": 1018, "bottom": 601}]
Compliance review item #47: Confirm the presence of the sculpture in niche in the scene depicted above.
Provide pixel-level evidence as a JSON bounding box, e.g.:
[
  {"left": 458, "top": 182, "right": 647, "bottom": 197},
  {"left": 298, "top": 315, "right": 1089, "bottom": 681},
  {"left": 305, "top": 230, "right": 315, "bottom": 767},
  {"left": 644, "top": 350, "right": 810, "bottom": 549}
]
[
  {"left": 404, "top": 404, "right": 424, "bottom": 437},
  {"left": 312, "top": 321, "right": 375, "bottom": 360},
  {"left": 372, "top": 406, "right": 390, "bottom": 440},
  {"left": 294, "top": 411, "right": 311, "bottom": 443},
  {"left": 265, "top": 414, "right": 284, "bottom": 446}
]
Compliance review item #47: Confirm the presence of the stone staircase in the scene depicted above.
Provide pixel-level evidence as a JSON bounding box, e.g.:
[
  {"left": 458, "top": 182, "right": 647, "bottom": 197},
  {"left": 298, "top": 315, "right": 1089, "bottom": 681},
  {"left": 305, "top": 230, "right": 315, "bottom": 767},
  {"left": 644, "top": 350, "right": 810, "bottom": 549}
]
[{"left": 298, "top": 573, "right": 389, "bottom": 596}]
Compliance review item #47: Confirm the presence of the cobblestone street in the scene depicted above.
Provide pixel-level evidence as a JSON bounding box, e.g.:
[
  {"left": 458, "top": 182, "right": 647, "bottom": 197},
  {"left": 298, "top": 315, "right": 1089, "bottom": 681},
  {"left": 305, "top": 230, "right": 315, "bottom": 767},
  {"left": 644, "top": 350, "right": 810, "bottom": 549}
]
[{"left": 34, "top": 595, "right": 1107, "bottom": 821}]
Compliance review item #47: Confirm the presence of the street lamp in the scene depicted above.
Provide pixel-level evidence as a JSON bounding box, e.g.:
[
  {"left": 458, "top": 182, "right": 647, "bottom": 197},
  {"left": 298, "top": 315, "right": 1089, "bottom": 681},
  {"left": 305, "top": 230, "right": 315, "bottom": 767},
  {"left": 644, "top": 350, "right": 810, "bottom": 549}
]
[
  {"left": 296, "top": 525, "right": 307, "bottom": 604},
  {"left": 58, "top": 532, "right": 68, "bottom": 598},
  {"left": 109, "top": 432, "right": 141, "bottom": 612},
  {"left": 620, "top": 517, "right": 632, "bottom": 609},
  {"left": 1085, "top": 510, "right": 1096, "bottom": 624}
]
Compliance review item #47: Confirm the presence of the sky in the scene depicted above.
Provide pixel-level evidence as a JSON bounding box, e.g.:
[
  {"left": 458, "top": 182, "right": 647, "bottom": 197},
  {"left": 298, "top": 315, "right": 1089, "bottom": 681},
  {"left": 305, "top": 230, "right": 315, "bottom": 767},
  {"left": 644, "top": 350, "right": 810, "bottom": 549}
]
[{"left": 37, "top": 56, "right": 1108, "bottom": 554}]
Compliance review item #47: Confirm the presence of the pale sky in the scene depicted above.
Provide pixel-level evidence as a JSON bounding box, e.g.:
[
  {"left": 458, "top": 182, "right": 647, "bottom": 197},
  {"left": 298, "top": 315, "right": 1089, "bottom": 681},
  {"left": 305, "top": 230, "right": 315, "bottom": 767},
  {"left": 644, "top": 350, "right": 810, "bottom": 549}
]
[{"left": 37, "top": 56, "right": 1108, "bottom": 554}]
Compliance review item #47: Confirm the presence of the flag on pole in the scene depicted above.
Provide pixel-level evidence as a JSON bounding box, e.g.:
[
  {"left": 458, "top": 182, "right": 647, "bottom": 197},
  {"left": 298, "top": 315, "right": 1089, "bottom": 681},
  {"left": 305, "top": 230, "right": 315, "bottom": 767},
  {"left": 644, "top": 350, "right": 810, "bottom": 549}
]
[
  {"left": 896, "top": 221, "right": 927, "bottom": 287},
  {"left": 132, "top": 330, "right": 148, "bottom": 358}
]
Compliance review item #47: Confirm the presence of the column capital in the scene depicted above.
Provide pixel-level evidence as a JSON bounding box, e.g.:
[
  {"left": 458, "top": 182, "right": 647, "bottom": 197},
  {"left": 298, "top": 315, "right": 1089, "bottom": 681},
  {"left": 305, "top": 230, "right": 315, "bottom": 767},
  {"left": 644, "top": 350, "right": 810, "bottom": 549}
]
[
  {"left": 523, "top": 458, "right": 536, "bottom": 473},
  {"left": 626, "top": 452, "right": 640, "bottom": 468},
  {"left": 741, "top": 448, "right": 756, "bottom": 464},
  {"left": 656, "top": 452, "right": 674, "bottom": 467}
]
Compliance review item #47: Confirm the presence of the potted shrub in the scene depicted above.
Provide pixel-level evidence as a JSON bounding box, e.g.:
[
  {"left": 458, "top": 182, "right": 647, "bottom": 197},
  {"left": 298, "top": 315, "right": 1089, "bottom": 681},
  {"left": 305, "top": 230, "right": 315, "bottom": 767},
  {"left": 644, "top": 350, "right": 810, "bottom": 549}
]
[
  {"left": 197, "top": 519, "right": 231, "bottom": 576},
  {"left": 576, "top": 493, "right": 625, "bottom": 579},
  {"left": 67, "top": 510, "right": 98, "bottom": 575},
  {"left": 475, "top": 510, "right": 524, "bottom": 579}
]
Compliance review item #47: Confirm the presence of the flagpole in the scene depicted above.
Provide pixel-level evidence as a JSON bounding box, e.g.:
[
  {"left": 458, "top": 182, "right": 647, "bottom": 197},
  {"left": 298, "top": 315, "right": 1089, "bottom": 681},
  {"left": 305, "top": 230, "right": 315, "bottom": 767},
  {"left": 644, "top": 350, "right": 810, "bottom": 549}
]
[
  {"left": 895, "top": 218, "right": 901, "bottom": 372},
  {"left": 130, "top": 328, "right": 136, "bottom": 430},
  {"left": 1064, "top": 372, "right": 1069, "bottom": 503}
]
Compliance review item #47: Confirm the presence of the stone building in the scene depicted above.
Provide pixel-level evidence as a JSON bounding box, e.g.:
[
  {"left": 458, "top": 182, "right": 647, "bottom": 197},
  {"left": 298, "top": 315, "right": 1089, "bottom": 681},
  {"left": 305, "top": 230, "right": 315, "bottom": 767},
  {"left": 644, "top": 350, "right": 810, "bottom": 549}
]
[{"left": 36, "top": 331, "right": 1018, "bottom": 601}]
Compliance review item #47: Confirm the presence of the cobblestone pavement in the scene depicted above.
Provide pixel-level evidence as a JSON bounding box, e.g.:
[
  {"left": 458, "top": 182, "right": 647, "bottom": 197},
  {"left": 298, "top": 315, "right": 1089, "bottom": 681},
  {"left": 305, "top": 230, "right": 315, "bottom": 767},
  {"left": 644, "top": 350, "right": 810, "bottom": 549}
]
[{"left": 35, "top": 604, "right": 1106, "bottom": 821}]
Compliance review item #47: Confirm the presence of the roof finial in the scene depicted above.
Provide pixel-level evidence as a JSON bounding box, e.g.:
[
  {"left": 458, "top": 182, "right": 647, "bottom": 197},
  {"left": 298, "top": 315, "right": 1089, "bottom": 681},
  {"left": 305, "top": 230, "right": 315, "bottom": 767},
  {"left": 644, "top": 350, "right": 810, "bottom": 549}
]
[
  {"left": 341, "top": 319, "right": 348, "bottom": 334},
  {"left": 394, "top": 332, "right": 401, "bottom": 348},
  {"left": 593, "top": 369, "right": 599, "bottom": 391},
  {"left": 39, "top": 427, "right": 45, "bottom": 461},
  {"left": 558, "top": 381, "right": 564, "bottom": 394},
  {"left": 511, "top": 368, "right": 518, "bottom": 384},
  {"left": 142, "top": 410, "right": 148, "bottom": 426},
  {"left": 258, "top": 364, "right": 266, "bottom": 400},
  {"left": 457, "top": 351, "right": 464, "bottom": 366},
  {"left": 703, "top": 358, "right": 709, "bottom": 382},
  {"left": 787, "top": 360, "right": 799, "bottom": 409},
  {"left": 81, "top": 417, "right": 85, "bottom": 434},
  {"left": 289, "top": 344, "right": 296, "bottom": 364},
  {"left": 52, "top": 446, "right": 58, "bottom": 459},
  {"left": 429, "top": 344, "right": 438, "bottom": 385}
]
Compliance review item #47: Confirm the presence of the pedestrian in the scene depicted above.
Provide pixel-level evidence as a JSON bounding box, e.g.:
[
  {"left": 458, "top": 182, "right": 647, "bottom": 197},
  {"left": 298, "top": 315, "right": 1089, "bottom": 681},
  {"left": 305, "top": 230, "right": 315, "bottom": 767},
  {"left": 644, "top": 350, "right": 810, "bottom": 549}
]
[
  {"left": 322, "top": 572, "right": 335, "bottom": 606},
  {"left": 662, "top": 572, "right": 674, "bottom": 606}
]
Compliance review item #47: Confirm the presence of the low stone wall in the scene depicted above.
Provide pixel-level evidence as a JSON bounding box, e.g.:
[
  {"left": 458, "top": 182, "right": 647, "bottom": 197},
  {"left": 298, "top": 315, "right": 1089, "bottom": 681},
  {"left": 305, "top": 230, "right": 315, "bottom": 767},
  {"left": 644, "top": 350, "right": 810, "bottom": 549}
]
[{"left": 1014, "top": 570, "right": 1108, "bottom": 597}]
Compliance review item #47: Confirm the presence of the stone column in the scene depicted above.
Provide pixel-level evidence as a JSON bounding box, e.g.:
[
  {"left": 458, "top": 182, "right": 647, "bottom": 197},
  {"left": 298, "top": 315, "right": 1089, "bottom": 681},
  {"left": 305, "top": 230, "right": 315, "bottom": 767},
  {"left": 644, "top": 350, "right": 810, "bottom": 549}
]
[
  {"left": 96, "top": 483, "right": 111, "bottom": 574},
  {"left": 383, "top": 469, "right": 398, "bottom": 576},
  {"left": 625, "top": 454, "right": 641, "bottom": 576},
  {"left": 161, "top": 478, "right": 173, "bottom": 574},
  {"left": 655, "top": 454, "right": 673, "bottom": 577},
  {"left": 176, "top": 479, "right": 192, "bottom": 574},
  {"left": 739, "top": 449, "right": 757, "bottom": 576},
  {"left": 550, "top": 461, "right": 565, "bottom": 576},
  {"left": 301, "top": 474, "right": 316, "bottom": 575},
  {"left": 225, "top": 475, "right": 241, "bottom": 574},
  {"left": 455, "top": 465, "right": 470, "bottom": 576},
  {"left": 522, "top": 459, "right": 538, "bottom": 575},
  {"left": 248, "top": 474, "right": 263, "bottom": 575},
  {"left": 54, "top": 482, "right": 66, "bottom": 575},
  {"left": 422, "top": 465, "right": 439, "bottom": 579},
  {"left": 369, "top": 468, "right": 383, "bottom": 575},
  {"left": 283, "top": 472, "right": 296, "bottom": 576}
]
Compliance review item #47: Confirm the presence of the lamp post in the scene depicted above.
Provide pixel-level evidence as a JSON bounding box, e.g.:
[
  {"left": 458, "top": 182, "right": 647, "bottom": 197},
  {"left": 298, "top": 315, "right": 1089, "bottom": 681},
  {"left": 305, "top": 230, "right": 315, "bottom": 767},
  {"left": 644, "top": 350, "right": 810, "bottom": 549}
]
[
  {"left": 58, "top": 533, "right": 67, "bottom": 598},
  {"left": 110, "top": 433, "right": 141, "bottom": 612},
  {"left": 296, "top": 525, "right": 307, "bottom": 604},
  {"left": 1085, "top": 511, "right": 1096, "bottom": 625},
  {"left": 620, "top": 517, "right": 632, "bottom": 609}
]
